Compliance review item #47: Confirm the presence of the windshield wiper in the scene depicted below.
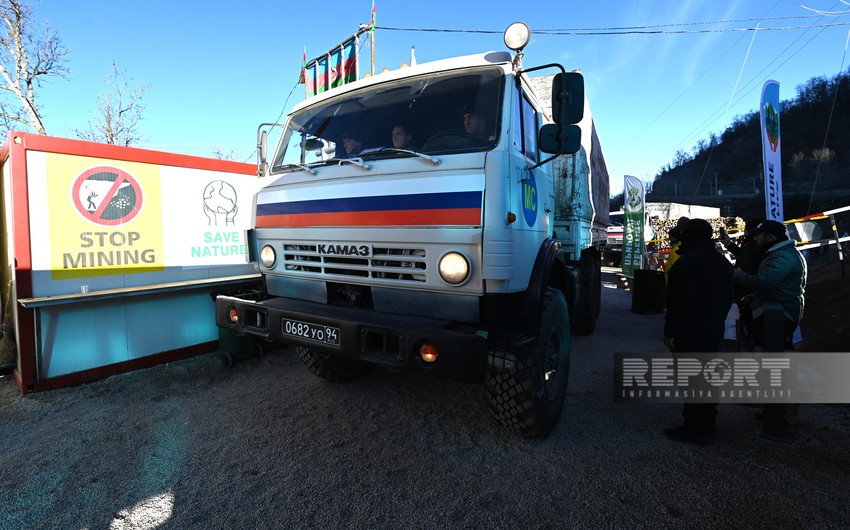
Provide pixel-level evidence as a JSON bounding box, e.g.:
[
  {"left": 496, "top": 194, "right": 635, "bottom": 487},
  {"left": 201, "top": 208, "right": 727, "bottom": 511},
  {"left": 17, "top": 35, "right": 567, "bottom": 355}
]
[
  {"left": 371, "top": 147, "right": 442, "bottom": 166},
  {"left": 335, "top": 157, "right": 371, "bottom": 171},
  {"left": 272, "top": 162, "right": 318, "bottom": 175}
]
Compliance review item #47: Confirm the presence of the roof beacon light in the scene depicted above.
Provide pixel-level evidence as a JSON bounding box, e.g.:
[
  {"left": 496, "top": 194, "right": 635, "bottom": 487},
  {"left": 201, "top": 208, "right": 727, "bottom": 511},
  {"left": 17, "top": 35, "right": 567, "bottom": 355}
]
[{"left": 504, "top": 22, "right": 531, "bottom": 52}]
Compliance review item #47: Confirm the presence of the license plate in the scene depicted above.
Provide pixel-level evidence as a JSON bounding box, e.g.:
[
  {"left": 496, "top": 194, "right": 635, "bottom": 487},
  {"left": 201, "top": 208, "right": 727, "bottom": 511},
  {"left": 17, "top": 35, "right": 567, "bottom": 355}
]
[{"left": 282, "top": 318, "right": 341, "bottom": 346}]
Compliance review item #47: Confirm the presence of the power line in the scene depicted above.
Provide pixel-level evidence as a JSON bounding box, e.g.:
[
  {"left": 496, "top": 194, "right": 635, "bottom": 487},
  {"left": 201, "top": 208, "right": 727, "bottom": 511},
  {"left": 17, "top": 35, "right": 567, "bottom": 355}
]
[
  {"left": 690, "top": 22, "right": 762, "bottom": 203},
  {"left": 807, "top": 28, "right": 850, "bottom": 214},
  {"left": 629, "top": 24, "right": 753, "bottom": 142},
  {"left": 376, "top": 20, "right": 850, "bottom": 37},
  {"left": 644, "top": 0, "right": 846, "bottom": 171},
  {"left": 650, "top": 3, "right": 845, "bottom": 178},
  {"left": 535, "top": 12, "right": 850, "bottom": 31}
]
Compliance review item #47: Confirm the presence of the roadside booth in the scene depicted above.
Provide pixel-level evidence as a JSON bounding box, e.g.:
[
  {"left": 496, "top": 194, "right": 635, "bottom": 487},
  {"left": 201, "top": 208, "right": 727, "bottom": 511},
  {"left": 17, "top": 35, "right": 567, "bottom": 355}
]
[{"left": 1, "top": 132, "right": 263, "bottom": 393}]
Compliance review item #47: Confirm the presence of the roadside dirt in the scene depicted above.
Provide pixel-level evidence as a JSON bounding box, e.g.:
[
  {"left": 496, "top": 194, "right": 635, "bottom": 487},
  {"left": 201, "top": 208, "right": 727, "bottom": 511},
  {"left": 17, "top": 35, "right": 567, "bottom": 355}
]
[{"left": 797, "top": 250, "right": 850, "bottom": 352}]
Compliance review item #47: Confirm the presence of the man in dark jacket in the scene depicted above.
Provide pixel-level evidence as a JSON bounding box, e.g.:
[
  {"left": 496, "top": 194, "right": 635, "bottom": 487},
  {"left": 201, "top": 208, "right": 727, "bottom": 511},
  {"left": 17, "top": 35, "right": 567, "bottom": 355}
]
[
  {"left": 721, "top": 219, "right": 768, "bottom": 351},
  {"left": 663, "top": 218, "right": 734, "bottom": 444},
  {"left": 721, "top": 219, "right": 766, "bottom": 300}
]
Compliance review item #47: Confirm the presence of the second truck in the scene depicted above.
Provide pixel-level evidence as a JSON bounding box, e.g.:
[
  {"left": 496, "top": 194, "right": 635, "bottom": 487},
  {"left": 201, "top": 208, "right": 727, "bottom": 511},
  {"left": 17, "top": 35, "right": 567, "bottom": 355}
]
[{"left": 217, "top": 23, "right": 609, "bottom": 437}]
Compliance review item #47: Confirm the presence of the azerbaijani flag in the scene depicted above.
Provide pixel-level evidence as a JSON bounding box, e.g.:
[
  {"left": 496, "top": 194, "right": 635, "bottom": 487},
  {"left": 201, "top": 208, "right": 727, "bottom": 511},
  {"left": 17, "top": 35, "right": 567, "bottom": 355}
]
[
  {"left": 330, "top": 48, "right": 343, "bottom": 88},
  {"left": 342, "top": 38, "right": 357, "bottom": 84},
  {"left": 306, "top": 62, "right": 317, "bottom": 96},
  {"left": 317, "top": 55, "right": 329, "bottom": 93}
]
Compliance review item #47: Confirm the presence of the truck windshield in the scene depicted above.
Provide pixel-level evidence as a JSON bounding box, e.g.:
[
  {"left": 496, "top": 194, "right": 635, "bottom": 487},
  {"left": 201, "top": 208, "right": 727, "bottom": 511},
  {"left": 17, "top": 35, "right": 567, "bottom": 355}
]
[{"left": 271, "top": 67, "right": 503, "bottom": 171}]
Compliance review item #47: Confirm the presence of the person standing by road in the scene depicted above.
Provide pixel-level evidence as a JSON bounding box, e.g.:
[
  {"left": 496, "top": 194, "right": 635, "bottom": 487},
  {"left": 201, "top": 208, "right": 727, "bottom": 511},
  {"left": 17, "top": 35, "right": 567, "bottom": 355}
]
[
  {"left": 720, "top": 219, "right": 766, "bottom": 299},
  {"left": 662, "top": 217, "right": 690, "bottom": 284},
  {"left": 663, "top": 227, "right": 683, "bottom": 283},
  {"left": 721, "top": 219, "right": 767, "bottom": 350},
  {"left": 733, "top": 220, "right": 806, "bottom": 350},
  {"left": 663, "top": 218, "right": 734, "bottom": 444},
  {"left": 733, "top": 219, "right": 807, "bottom": 441}
]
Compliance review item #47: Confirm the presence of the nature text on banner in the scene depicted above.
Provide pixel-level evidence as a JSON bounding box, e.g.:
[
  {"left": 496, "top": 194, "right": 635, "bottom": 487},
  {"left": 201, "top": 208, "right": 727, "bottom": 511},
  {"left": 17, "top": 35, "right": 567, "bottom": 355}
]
[{"left": 760, "top": 80, "right": 784, "bottom": 222}]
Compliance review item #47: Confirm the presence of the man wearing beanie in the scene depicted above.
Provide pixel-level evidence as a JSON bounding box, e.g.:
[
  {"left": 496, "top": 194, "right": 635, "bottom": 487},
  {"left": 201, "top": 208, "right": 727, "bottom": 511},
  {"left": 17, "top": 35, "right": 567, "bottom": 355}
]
[{"left": 663, "top": 218, "right": 734, "bottom": 444}]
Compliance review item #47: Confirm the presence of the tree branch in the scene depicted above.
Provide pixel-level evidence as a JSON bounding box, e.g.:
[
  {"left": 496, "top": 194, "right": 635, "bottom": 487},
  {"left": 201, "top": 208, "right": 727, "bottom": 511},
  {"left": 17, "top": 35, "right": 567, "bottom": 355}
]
[{"left": 0, "top": 0, "right": 70, "bottom": 134}]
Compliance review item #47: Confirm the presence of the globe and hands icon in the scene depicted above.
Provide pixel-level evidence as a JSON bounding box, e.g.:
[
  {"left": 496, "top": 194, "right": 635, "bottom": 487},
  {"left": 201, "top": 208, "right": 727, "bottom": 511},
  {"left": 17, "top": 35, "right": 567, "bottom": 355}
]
[{"left": 203, "top": 180, "right": 238, "bottom": 226}]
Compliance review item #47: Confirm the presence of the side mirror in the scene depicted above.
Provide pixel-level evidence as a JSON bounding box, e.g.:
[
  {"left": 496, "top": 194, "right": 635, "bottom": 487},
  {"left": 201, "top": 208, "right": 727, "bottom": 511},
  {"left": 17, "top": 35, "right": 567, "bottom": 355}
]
[
  {"left": 257, "top": 129, "right": 269, "bottom": 176},
  {"left": 303, "top": 138, "right": 323, "bottom": 151},
  {"left": 552, "top": 72, "right": 584, "bottom": 125},
  {"left": 539, "top": 123, "right": 581, "bottom": 155}
]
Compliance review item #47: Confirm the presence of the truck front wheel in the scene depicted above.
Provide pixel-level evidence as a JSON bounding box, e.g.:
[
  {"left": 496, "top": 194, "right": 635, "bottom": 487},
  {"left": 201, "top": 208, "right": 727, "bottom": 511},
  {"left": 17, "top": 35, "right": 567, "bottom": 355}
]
[
  {"left": 485, "top": 288, "right": 571, "bottom": 437},
  {"left": 296, "top": 346, "right": 372, "bottom": 382}
]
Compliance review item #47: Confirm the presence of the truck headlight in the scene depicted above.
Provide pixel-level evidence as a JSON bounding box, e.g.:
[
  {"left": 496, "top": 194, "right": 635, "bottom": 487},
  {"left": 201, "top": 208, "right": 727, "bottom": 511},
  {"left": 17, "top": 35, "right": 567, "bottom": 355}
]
[
  {"left": 438, "top": 252, "right": 469, "bottom": 285},
  {"left": 260, "top": 245, "right": 276, "bottom": 268}
]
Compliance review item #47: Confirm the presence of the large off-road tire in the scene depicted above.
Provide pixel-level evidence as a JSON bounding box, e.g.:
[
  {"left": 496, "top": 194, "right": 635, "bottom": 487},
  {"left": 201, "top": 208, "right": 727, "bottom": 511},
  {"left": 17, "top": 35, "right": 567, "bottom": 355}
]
[
  {"left": 572, "top": 250, "right": 601, "bottom": 335},
  {"left": 485, "top": 288, "right": 571, "bottom": 438},
  {"left": 296, "top": 346, "right": 372, "bottom": 382}
]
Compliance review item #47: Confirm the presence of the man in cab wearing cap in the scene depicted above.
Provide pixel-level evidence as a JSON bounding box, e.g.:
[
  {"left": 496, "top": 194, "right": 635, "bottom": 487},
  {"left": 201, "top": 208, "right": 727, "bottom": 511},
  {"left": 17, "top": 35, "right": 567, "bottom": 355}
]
[{"left": 462, "top": 103, "right": 496, "bottom": 145}]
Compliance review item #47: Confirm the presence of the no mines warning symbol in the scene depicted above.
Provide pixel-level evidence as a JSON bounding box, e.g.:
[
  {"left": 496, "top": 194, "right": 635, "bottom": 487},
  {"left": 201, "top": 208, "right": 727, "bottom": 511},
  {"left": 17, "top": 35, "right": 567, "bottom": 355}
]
[{"left": 71, "top": 166, "right": 144, "bottom": 225}]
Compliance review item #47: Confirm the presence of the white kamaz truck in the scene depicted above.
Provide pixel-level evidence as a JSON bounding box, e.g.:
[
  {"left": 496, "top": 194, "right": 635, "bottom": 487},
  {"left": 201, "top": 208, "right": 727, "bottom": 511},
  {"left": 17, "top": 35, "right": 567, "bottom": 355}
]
[{"left": 217, "top": 24, "right": 609, "bottom": 437}]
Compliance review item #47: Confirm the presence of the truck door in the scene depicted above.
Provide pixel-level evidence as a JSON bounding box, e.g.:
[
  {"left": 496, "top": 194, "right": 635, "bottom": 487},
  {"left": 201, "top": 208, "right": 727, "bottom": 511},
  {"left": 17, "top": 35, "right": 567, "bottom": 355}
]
[{"left": 511, "top": 84, "right": 549, "bottom": 237}]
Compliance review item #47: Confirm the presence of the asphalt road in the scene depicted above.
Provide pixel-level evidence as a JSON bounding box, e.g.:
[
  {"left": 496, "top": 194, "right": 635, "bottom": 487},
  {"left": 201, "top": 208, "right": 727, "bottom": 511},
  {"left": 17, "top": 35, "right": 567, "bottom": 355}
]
[{"left": 1, "top": 270, "right": 848, "bottom": 529}]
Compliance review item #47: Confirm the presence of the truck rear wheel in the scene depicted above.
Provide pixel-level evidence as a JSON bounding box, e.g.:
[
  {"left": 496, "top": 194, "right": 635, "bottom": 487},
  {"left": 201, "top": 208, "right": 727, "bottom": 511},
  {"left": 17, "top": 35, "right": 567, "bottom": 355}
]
[
  {"left": 485, "top": 288, "right": 571, "bottom": 438},
  {"left": 604, "top": 249, "right": 621, "bottom": 267},
  {"left": 296, "top": 346, "right": 372, "bottom": 382}
]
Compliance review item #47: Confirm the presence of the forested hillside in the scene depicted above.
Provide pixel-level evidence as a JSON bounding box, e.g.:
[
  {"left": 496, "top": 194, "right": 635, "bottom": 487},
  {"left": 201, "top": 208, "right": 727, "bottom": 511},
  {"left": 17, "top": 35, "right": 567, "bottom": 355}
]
[{"left": 614, "top": 67, "right": 850, "bottom": 222}]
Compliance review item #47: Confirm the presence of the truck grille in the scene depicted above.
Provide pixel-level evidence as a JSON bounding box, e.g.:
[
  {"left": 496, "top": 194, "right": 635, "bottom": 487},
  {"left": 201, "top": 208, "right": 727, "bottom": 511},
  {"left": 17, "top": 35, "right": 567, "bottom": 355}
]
[{"left": 283, "top": 244, "right": 427, "bottom": 282}]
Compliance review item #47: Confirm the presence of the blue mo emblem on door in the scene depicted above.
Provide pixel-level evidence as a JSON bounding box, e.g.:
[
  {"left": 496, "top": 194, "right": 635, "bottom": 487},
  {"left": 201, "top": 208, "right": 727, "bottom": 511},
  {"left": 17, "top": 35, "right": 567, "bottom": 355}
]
[{"left": 522, "top": 173, "right": 538, "bottom": 227}]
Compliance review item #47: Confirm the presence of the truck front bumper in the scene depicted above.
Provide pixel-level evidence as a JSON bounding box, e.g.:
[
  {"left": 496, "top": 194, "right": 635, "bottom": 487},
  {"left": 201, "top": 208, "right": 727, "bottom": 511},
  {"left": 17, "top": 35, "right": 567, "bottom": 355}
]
[{"left": 215, "top": 294, "right": 488, "bottom": 382}]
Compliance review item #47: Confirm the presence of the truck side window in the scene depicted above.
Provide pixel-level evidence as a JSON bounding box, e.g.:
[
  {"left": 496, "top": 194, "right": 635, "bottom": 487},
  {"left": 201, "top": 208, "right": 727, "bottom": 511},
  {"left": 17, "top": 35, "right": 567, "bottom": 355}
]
[{"left": 512, "top": 90, "right": 538, "bottom": 162}]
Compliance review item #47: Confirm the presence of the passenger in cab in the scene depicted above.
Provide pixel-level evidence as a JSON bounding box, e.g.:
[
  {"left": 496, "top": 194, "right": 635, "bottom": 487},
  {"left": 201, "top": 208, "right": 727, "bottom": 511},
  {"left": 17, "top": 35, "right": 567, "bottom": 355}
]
[
  {"left": 342, "top": 131, "right": 363, "bottom": 156},
  {"left": 391, "top": 124, "right": 414, "bottom": 150}
]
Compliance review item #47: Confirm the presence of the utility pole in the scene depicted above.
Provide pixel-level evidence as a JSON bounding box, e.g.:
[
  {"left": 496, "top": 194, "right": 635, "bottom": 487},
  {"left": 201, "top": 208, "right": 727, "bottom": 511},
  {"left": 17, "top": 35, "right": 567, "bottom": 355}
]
[{"left": 371, "top": 29, "right": 376, "bottom": 75}]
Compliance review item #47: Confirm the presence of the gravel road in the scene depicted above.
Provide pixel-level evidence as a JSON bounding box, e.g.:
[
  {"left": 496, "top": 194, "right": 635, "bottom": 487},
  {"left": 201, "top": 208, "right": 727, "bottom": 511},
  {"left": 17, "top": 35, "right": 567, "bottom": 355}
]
[{"left": 1, "top": 273, "right": 848, "bottom": 529}]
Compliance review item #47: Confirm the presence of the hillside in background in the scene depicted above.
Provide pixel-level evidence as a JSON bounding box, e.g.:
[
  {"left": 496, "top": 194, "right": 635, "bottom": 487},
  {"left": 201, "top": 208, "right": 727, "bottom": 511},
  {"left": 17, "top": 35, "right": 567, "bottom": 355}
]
[{"left": 613, "top": 67, "right": 850, "bottom": 224}]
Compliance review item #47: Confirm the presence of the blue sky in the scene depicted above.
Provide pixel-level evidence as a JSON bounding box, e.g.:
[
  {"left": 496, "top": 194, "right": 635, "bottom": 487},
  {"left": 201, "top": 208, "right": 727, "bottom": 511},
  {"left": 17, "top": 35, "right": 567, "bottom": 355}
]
[{"left": 29, "top": 0, "right": 850, "bottom": 197}]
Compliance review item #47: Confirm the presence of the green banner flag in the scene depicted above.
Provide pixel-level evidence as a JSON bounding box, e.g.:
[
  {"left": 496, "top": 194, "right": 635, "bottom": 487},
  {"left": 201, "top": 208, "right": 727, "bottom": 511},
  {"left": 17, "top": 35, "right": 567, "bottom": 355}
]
[{"left": 622, "top": 175, "right": 645, "bottom": 277}]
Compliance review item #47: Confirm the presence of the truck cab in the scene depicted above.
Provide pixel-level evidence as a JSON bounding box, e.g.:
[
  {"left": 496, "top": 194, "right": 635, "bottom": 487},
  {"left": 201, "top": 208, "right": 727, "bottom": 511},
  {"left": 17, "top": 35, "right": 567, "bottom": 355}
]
[{"left": 217, "top": 24, "right": 599, "bottom": 437}]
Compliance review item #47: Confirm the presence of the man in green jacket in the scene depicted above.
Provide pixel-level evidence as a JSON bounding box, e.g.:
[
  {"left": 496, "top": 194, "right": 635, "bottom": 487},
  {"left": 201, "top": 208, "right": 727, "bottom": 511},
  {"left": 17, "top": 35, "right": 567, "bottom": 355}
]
[
  {"left": 734, "top": 219, "right": 806, "bottom": 441},
  {"left": 733, "top": 220, "right": 807, "bottom": 349}
]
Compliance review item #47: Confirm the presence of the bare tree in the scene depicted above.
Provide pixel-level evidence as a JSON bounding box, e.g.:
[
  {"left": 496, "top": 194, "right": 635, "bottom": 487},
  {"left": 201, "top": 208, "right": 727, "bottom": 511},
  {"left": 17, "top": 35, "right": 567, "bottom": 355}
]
[
  {"left": 210, "top": 147, "right": 236, "bottom": 161},
  {"left": 812, "top": 147, "right": 835, "bottom": 185},
  {"left": 0, "top": 0, "right": 69, "bottom": 134},
  {"left": 74, "top": 61, "right": 148, "bottom": 146}
]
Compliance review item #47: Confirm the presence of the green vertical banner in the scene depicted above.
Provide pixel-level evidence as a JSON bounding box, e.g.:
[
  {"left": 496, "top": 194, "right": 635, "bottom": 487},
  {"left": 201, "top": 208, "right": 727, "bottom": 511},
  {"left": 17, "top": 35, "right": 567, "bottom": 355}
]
[{"left": 622, "top": 175, "right": 645, "bottom": 277}]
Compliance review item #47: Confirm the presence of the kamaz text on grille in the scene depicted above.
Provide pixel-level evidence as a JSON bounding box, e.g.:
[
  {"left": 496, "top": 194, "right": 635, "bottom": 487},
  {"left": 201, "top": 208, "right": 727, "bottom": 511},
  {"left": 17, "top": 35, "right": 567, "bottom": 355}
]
[{"left": 317, "top": 244, "right": 371, "bottom": 257}]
